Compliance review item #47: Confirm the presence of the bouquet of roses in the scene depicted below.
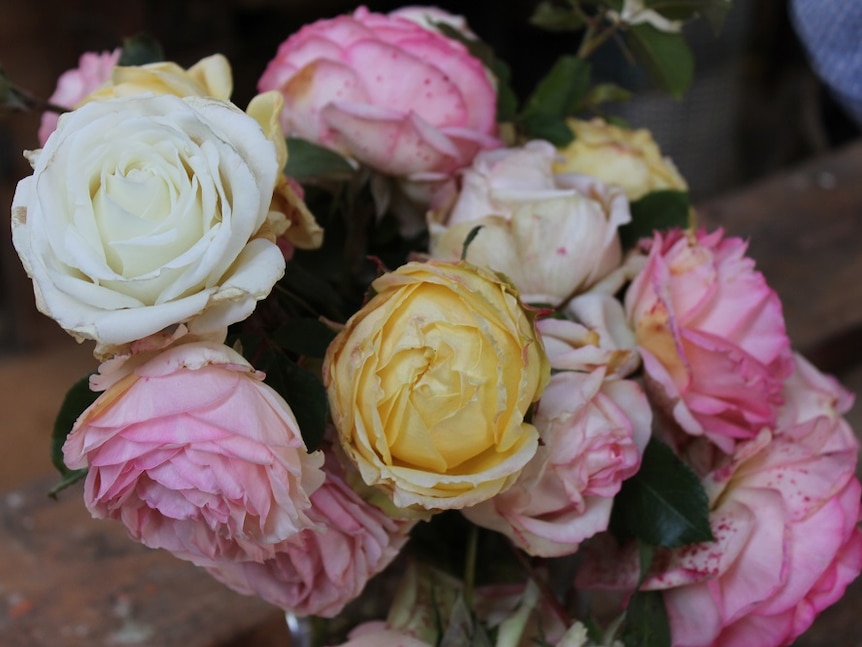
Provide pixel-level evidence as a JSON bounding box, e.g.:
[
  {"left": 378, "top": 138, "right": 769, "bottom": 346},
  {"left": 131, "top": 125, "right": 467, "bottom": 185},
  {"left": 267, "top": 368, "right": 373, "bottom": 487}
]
[{"left": 3, "top": 2, "right": 861, "bottom": 646}]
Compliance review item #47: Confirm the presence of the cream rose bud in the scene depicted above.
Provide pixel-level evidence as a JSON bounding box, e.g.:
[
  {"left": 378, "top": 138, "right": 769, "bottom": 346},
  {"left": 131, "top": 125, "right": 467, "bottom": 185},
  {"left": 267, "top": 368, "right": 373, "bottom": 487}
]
[
  {"left": 429, "top": 141, "right": 630, "bottom": 306},
  {"left": 324, "top": 260, "right": 550, "bottom": 512},
  {"left": 554, "top": 118, "right": 687, "bottom": 201},
  {"left": 12, "top": 93, "right": 287, "bottom": 353}
]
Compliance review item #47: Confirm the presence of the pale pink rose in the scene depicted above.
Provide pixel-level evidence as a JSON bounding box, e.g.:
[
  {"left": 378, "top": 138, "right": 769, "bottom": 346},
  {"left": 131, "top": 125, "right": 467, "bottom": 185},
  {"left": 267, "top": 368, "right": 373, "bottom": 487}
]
[
  {"left": 661, "top": 434, "right": 862, "bottom": 647},
  {"left": 328, "top": 622, "right": 431, "bottom": 647},
  {"left": 625, "top": 228, "right": 792, "bottom": 453},
  {"left": 62, "top": 341, "right": 325, "bottom": 566},
  {"left": 537, "top": 293, "right": 640, "bottom": 378},
  {"left": 777, "top": 352, "right": 855, "bottom": 432},
  {"left": 429, "top": 141, "right": 631, "bottom": 305},
  {"left": 463, "top": 369, "right": 651, "bottom": 557},
  {"left": 206, "top": 449, "right": 415, "bottom": 618},
  {"left": 38, "top": 49, "right": 120, "bottom": 145},
  {"left": 579, "top": 357, "right": 862, "bottom": 647},
  {"left": 258, "top": 6, "right": 499, "bottom": 179}
]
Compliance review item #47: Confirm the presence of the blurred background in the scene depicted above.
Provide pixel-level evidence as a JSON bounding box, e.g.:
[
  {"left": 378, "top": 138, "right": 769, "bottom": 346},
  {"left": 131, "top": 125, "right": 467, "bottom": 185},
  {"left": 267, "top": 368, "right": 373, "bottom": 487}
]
[{"left": 0, "top": 0, "right": 858, "bottom": 488}]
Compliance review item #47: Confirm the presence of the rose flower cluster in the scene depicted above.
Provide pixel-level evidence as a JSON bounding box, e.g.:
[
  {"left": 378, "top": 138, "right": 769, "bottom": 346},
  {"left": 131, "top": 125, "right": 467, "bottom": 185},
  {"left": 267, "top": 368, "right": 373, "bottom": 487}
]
[{"left": 9, "top": 5, "right": 861, "bottom": 647}]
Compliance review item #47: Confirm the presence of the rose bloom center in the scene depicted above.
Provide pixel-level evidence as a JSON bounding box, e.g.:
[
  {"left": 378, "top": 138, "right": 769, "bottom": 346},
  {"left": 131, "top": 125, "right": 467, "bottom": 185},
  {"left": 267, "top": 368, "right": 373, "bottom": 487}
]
[{"left": 371, "top": 284, "right": 512, "bottom": 475}]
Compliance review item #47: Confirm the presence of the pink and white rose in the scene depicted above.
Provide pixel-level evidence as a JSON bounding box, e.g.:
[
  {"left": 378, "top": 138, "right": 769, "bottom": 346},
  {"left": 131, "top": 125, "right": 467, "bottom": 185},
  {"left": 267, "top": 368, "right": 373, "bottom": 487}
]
[
  {"left": 463, "top": 369, "right": 651, "bottom": 557},
  {"left": 429, "top": 141, "right": 631, "bottom": 305},
  {"left": 625, "top": 228, "right": 793, "bottom": 453},
  {"left": 62, "top": 340, "right": 325, "bottom": 566},
  {"left": 206, "top": 449, "right": 415, "bottom": 618},
  {"left": 537, "top": 293, "right": 640, "bottom": 378},
  {"left": 579, "top": 356, "right": 862, "bottom": 647},
  {"left": 38, "top": 49, "right": 121, "bottom": 146},
  {"left": 258, "top": 6, "right": 499, "bottom": 180}
]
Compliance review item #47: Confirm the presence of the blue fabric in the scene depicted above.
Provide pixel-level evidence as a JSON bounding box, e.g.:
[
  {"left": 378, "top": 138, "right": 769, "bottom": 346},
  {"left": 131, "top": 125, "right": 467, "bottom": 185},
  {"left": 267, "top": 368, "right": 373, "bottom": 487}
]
[{"left": 791, "top": 0, "right": 862, "bottom": 127}]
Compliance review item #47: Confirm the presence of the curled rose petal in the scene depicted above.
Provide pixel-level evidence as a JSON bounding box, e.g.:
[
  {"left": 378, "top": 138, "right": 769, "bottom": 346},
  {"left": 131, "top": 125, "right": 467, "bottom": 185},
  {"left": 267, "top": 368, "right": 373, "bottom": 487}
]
[{"left": 62, "top": 340, "right": 325, "bottom": 566}]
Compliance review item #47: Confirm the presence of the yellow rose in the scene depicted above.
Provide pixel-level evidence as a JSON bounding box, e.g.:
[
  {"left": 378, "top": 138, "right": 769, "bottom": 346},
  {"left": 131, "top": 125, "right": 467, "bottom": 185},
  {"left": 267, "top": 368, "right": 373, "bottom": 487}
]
[
  {"left": 554, "top": 118, "right": 687, "bottom": 201},
  {"left": 84, "top": 54, "right": 233, "bottom": 102},
  {"left": 324, "top": 260, "right": 550, "bottom": 512},
  {"left": 246, "top": 91, "right": 323, "bottom": 250}
]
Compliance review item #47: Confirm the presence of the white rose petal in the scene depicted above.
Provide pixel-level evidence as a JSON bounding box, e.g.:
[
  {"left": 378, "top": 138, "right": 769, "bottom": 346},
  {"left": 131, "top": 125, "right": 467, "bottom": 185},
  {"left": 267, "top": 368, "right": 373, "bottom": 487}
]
[
  {"left": 11, "top": 93, "right": 285, "bottom": 353},
  {"left": 429, "top": 141, "right": 631, "bottom": 306}
]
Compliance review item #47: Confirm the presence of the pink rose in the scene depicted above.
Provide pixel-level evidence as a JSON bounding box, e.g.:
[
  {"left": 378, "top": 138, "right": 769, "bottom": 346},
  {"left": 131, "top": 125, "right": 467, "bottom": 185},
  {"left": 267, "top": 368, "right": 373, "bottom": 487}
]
[
  {"left": 537, "top": 293, "right": 640, "bottom": 378},
  {"left": 463, "top": 369, "right": 651, "bottom": 557},
  {"left": 38, "top": 49, "right": 120, "bottom": 145},
  {"left": 206, "top": 449, "right": 415, "bottom": 618},
  {"left": 429, "top": 141, "right": 631, "bottom": 305},
  {"left": 328, "top": 622, "right": 431, "bottom": 647},
  {"left": 579, "top": 356, "right": 862, "bottom": 647},
  {"left": 62, "top": 340, "right": 325, "bottom": 566},
  {"left": 257, "top": 6, "right": 499, "bottom": 179},
  {"left": 625, "top": 228, "right": 792, "bottom": 453}
]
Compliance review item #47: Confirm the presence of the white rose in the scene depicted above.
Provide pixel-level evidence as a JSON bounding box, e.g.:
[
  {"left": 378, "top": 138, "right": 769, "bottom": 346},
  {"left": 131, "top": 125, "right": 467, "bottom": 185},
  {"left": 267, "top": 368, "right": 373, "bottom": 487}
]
[
  {"left": 537, "top": 293, "right": 640, "bottom": 378},
  {"left": 607, "top": 0, "right": 682, "bottom": 32},
  {"left": 12, "top": 93, "right": 286, "bottom": 354},
  {"left": 428, "top": 141, "right": 630, "bottom": 306}
]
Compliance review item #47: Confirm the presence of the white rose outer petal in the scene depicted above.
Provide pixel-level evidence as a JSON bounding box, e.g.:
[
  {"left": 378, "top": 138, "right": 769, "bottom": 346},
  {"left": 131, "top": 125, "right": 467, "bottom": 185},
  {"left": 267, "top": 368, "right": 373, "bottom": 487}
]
[{"left": 11, "top": 94, "right": 284, "bottom": 350}]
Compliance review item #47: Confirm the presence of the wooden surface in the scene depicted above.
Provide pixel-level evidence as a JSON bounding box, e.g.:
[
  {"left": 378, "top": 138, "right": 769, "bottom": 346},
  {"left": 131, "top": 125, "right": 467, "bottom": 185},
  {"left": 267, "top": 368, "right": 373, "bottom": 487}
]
[
  {"left": 699, "top": 140, "right": 862, "bottom": 375},
  {"left": 1, "top": 142, "right": 862, "bottom": 645},
  {"left": 0, "top": 476, "right": 289, "bottom": 647}
]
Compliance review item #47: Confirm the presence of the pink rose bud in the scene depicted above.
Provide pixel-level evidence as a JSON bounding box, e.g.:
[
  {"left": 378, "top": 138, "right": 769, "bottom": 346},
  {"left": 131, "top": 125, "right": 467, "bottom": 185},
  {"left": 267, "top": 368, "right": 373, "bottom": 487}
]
[
  {"left": 38, "top": 49, "right": 120, "bottom": 146},
  {"left": 625, "top": 228, "right": 793, "bottom": 454},
  {"left": 258, "top": 6, "right": 500, "bottom": 179},
  {"left": 206, "top": 449, "right": 415, "bottom": 618},
  {"left": 63, "top": 340, "right": 325, "bottom": 566}
]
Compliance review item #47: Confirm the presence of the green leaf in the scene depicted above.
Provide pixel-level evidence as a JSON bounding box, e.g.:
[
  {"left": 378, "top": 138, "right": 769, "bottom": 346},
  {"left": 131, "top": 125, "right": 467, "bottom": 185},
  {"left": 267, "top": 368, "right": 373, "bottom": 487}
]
[
  {"left": 280, "top": 261, "right": 346, "bottom": 322},
  {"left": 271, "top": 318, "right": 337, "bottom": 358},
  {"left": 529, "top": 2, "right": 586, "bottom": 32},
  {"left": 610, "top": 438, "right": 713, "bottom": 547},
  {"left": 625, "top": 24, "right": 693, "bottom": 98},
  {"left": 48, "top": 470, "right": 87, "bottom": 498},
  {"left": 284, "top": 137, "right": 354, "bottom": 181},
  {"left": 461, "top": 225, "right": 484, "bottom": 261},
  {"left": 50, "top": 375, "right": 99, "bottom": 495},
  {"left": 261, "top": 356, "right": 328, "bottom": 452},
  {"left": 644, "top": 0, "right": 732, "bottom": 33},
  {"left": 622, "top": 591, "right": 671, "bottom": 647},
  {"left": 521, "top": 55, "right": 592, "bottom": 121},
  {"left": 518, "top": 113, "right": 574, "bottom": 146},
  {"left": 490, "top": 58, "right": 519, "bottom": 123},
  {"left": 618, "top": 190, "right": 690, "bottom": 250},
  {"left": 118, "top": 34, "right": 164, "bottom": 66},
  {"left": 637, "top": 541, "right": 656, "bottom": 583}
]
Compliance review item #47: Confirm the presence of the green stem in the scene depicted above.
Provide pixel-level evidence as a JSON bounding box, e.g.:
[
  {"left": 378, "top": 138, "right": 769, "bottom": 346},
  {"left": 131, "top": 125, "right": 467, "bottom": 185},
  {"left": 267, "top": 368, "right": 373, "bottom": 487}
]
[
  {"left": 576, "top": 23, "right": 597, "bottom": 58},
  {"left": 463, "top": 524, "right": 479, "bottom": 610}
]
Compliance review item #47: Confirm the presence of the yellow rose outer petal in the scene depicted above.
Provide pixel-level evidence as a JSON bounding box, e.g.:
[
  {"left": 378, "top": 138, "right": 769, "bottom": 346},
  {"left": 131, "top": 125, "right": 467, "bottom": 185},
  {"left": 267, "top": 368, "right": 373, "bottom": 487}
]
[
  {"left": 324, "top": 260, "right": 550, "bottom": 511},
  {"left": 555, "top": 118, "right": 687, "bottom": 201}
]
